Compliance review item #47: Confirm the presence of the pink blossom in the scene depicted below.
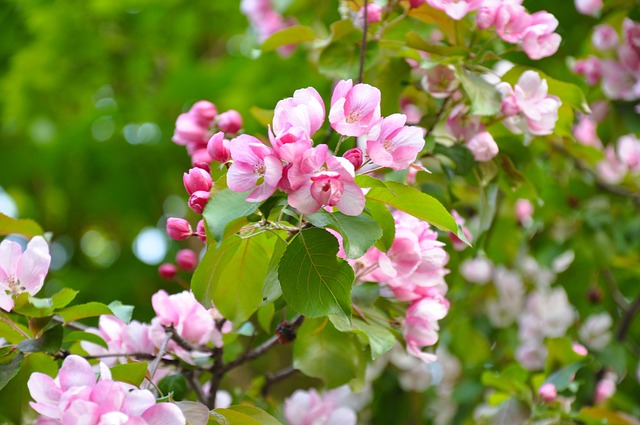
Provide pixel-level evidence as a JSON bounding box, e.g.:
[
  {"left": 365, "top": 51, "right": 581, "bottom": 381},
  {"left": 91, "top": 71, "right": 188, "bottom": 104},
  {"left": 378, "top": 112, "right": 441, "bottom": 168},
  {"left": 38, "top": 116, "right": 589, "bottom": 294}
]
[
  {"left": 0, "top": 236, "right": 51, "bottom": 312},
  {"left": 158, "top": 263, "right": 177, "bottom": 281},
  {"left": 355, "top": 3, "right": 383, "bottom": 28},
  {"left": 421, "top": 65, "right": 459, "bottom": 99},
  {"left": 623, "top": 18, "right": 640, "bottom": 54},
  {"left": 329, "top": 79, "right": 381, "bottom": 137},
  {"left": 188, "top": 190, "right": 210, "bottom": 214},
  {"left": 573, "top": 342, "right": 588, "bottom": 356},
  {"left": 343, "top": 147, "right": 364, "bottom": 170},
  {"left": 217, "top": 110, "right": 243, "bottom": 134},
  {"left": 573, "top": 114, "right": 602, "bottom": 148},
  {"left": 404, "top": 295, "right": 449, "bottom": 362},
  {"left": 521, "top": 11, "right": 561, "bottom": 60},
  {"left": 572, "top": 56, "right": 602, "bottom": 86},
  {"left": 172, "top": 101, "right": 216, "bottom": 149},
  {"left": 539, "top": 383, "right": 558, "bottom": 402},
  {"left": 579, "top": 312, "right": 613, "bottom": 350},
  {"left": 286, "top": 145, "right": 365, "bottom": 216},
  {"left": 597, "top": 146, "right": 627, "bottom": 184},
  {"left": 426, "top": 0, "right": 482, "bottom": 20},
  {"left": 166, "top": 218, "right": 192, "bottom": 240},
  {"left": 600, "top": 48, "right": 640, "bottom": 101},
  {"left": 176, "top": 249, "right": 198, "bottom": 271},
  {"left": 207, "top": 131, "right": 231, "bottom": 163},
  {"left": 183, "top": 167, "right": 212, "bottom": 195},
  {"left": 617, "top": 134, "right": 640, "bottom": 172},
  {"left": 476, "top": 0, "right": 500, "bottom": 30},
  {"left": 81, "top": 316, "right": 156, "bottom": 366},
  {"left": 196, "top": 220, "right": 206, "bottom": 243},
  {"left": 227, "top": 134, "right": 283, "bottom": 202},
  {"left": 575, "top": 0, "right": 603, "bottom": 17},
  {"left": 595, "top": 372, "right": 617, "bottom": 404},
  {"left": 494, "top": 3, "right": 531, "bottom": 44},
  {"left": 284, "top": 387, "right": 357, "bottom": 425},
  {"left": 592, "top": 24, "right": 620, "bottom": 51},
  {"left": 460, "top": 257, "right": 493, "bottom": 285},
  {"left": 466, "top": 131, "right": 498, "bottom": 162},
  {"left": 366, "top": 114, "right": 425, "bottom": 170},
  {"left": 509, "top": 71, "right": 561, "bottom": 135},
  {"left": 515, "top": 198, "right": 534, "bottom": 225}
]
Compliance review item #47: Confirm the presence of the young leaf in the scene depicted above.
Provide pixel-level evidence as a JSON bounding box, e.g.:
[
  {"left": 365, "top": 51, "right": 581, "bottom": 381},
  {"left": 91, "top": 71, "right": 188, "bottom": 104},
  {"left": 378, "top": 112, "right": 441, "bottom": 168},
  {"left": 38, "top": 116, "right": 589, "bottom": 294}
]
[
  {"left": 262, "top": 25, "right": 316, "bottom": 52},
  {"left": 110, "top": 362, "right": 148, "bottom": 387},
  {"left": 56, "top": 302, "right": 113, "bottom": 323},
  {"left": 63, "top": 331, "right": 109, "bottom": 349},
  {"left": 203, "top": 185, "right": 260, "bottom": 245},
  {"left": 17, "top": 325, "right": 63, "bottom": 354},
  {"left": 366, "top": 182, "right": 457, "bottom": 233},
  {"left": 0, "top": 213, "right": 43, "bottom": 237},
  {"left": 51, "top": 288, "right": 79, "bottom": 309},
  {"left": 456, "top": 67, "right": 502, "bottom": 116},
  {"left": 545, "top": 362, "right": 584, "bottom": 391},
  {"left": 107, "top": 301, "right": 134, "bottom": 324},
  {"left": 306, "top": 210, "right": 382, "bottom": 259},
  {"left": 278, "top": 228, "right": 354, "bottom": 320}
]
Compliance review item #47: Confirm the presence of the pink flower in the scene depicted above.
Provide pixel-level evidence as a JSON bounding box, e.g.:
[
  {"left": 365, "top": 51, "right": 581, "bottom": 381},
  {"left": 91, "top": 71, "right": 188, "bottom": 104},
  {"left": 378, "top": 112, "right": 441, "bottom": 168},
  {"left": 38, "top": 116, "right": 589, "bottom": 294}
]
[
  {"left": 227, "top": 134, "right": 283, "bottom": 202},
  {"left": 207, "top": 131, "right": 231, "bottom": 163},
  {"left": 176, "top": 249, "right": 198, "bottom": 271},
  {"left": 597, "top": 146, "right": 628, "bottom": 184},
  {"left": 573, "top": 342, "right": 589, "bottom": 356},
  {"left": 172, "top": 101, "right": 216, "bottom": 149},
  {"left": 572, "top": 56, "right": 602, "bottom": 86},
  {"left": 466, "top": 131, "right": 498, "bottom": 162},
  {"left": 494, "top": 3, "right": 531, "bottom": 44},
  {"left": 217, "top": 110, "right": 243, "bottom": 134},
  {"left": 81, "top": 316, "right": 156, "bottom": 365},
  {"left": 329, "top": 79, "right": 381, "bottom": 137},
  {"left": 600, "top": 58, "right": 639, "bottom": 101},
  {"left": 166, "top": 218, "right": 192, "bottom": 240},
  {"left": 343, "top": 148, "right": 364, "bottom": 170},
  {"left": 426, "top": 0, "right": 482, "bottom": 20},
  {"left": 539, "top": 383, "right": 558, "bottom": 402},
  {"left": 592, "top": 24, "right": 620, "bottom": 51},
  {"left": 508, "top": 71, "right": 561, "bottom": 135},
  {"left": 355, "top": 3, "right": 383, "bottom": 28},
  {"left": 183, "top": 167, "right": 212, "bottom": 195},
  {"left": 404, "top": 296, "right": 449, "bottom": 362},
  {"left": 188, "top": 190, "right": 210, "bottom": 214},
  {"left": 595, "top": 372, "right": 617, "bottom": 404},
  {"left": 522, "top": 11, "right": 561, "bottom": 60},
  {"left": 623, "top": 18, "right": 640, "bottom": 54},
  {"left": 460, "top": 257, "right": 493, "bottom": 285},
  {"left": 286, "top": 145, "right": 365, "bottom": 216},
  {"left": 575, "top": 0, "right": 603, "bottom": 17},
  {"left": 573, "top": 114, "right": 602, "bottom": 148},
  {"left": 284, "top": 387, "right": 357, "bottom": 425},
  {"left": 421, "top": 65, "right": 459, "bottom": 99},
  {"left": 366, "top": 114, "right": 425, "bottom": 170},
  {"left": 617, "top": 134, "right": 640, "bottom": 172},
  {"left": 515, "top": 198, "right": 534, "bottom": 225},
  {"left": 0, "top": 236, "right": 51, "bottom": 312}
]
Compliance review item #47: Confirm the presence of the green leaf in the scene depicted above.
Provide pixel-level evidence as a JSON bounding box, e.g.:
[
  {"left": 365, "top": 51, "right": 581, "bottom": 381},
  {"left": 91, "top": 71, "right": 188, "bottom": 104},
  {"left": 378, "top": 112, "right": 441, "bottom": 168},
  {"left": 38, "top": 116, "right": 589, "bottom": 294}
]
[
  {"left": 330, "top": 314, "right": 396, "bottom": 359},
  {"left": 225, "top": 406, "right": 282, "bottom": 425},
  {"left": 192, "top": 234, "right": 274, "bottom": 324},
  {"left": 262, "top": 25, "right": 316, "bottom": 52},
  {"left": 257, "top": 303, "right": 274, "bottom": 333},
  {"left": 261, "top": 236, "right": 287, "bottom": 306},
  {"left": 354, "top": 175, "right": 389, "bottom": 189},
  {"left": 63, "top": 331, "right": 108, "bottom": 349},
  {"left": 175, "top": 401, "right": 210, "bottom": 425},
  {"left": 407, "top": 4, "right": 458, "bottom": 42},
  {"left": 110, "top": 362, "right": 148, "bottom": 387},
  {"left": 318, "top": 40, "right": 379, "bottom": 81},
  {"left": 578, "top": 407, "right": 640, "bottom": 425},
  {"left": 293, "top": 318, "right": 363, "bottom": 387},
  {"left": 365, "top": 182, "right": 457, "bottom": 233},
  {"left": 406, "top": 32, "right": 467, "bottom": 57},
  {"left": 278, "top": 228, "right": 354, "bottom": 320},
  {"left": 545, "top": 362, "right": 584, "bottom": 391},
  {"left": 107, "top": 301, "right": 134, "bottom": 324},
  {"left": 203, "top": 186, "right": 260, "bottom": 245},
  {"left": 307, "top": 210, "right": 382, "bottom": 259},
  {"left": 56, "top": 302, "right": 113, "bottom": 323},
  {"left": 501, "top": 65, "right": 590, "bottom": 114},
  {"left": 158, "top": 374, "right": 188, "bottom": 400},
  {"left": 456, "top": 67, "right": 502, "bottom": 116},
  {"left": 0, "top": 353, "right": 24, "bottom": 391},
  {"left": 365, "top": 200, "right": 395, "bottom": 252},
  {"left": 0, "top": 213, "right": 43, "bottom": 237},
  {"left": 249, "top": 106, "right": 274, "bottom": 128},
  {"left": 17, "top": 325, "right": 63, "bottom": 353},
  {"left": 51, "top": 288, "right": 78, "bottom": 309}
]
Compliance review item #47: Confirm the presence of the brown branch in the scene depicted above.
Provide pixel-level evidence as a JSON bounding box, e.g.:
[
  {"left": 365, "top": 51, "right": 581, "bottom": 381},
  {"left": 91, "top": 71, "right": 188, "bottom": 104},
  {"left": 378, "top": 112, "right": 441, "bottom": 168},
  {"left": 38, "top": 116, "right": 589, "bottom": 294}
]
[
  {"left": 261, "top": 366, "right": 298, "bottom": 398},
  {"left": 185, "top": 370, "right": 208, "bottom": 405}
]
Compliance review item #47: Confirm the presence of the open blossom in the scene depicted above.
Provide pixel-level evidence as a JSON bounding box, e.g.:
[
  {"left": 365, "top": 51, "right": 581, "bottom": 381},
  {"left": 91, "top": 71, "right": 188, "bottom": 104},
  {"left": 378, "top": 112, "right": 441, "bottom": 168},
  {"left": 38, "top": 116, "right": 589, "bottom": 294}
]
[
  {"left": 426, "top": 0, "right": 481, "bottom": 20},
  {"left": 405, "top": 295, "right": 449, "bottom": 362},
  {"left": 0, "top": 236, "right": 51, "bottom": 312},
  {"left": 617, "top": 134, "right": 640, "bottom": 172},
  {"left": 366, "top": 114, "right": 425, "bottom": 170},
  {"left": 460, "top": 257, "right": 493, "bottom": 285},
  {"left": 28, "top": 355, "right": 186, "bottom": 425},
  {"left": 285, "top": 386, "right": 358, "bottom": 425},
  {"left": 597, "top": 146, "right": 628, "bottom": 184},
  {"left": 521, "top": 11, "right": 561, "bottom": 60},
  {"left": 572, "top": 56, "right": 602, "bottom": 86},
  {"left": 172, "top": 101, "right": 216, "bottom": 148},
  {"left": 592, "top": 24, "right": 620, "bottom": 51},
  {"left": 579, "top": 312, "right": 613, "bottom": 350},
  {"left": 421, "top": 65, "right": 459, "bottom": 99},
  {"left": 329, "top": 79, "right": 381, "bottom": 137},
  {"left": 227, "top": 134, "right": 283, "bottom": 202},
  {"left": 466, "top": 131, "right": 498, "bottom": 162}
]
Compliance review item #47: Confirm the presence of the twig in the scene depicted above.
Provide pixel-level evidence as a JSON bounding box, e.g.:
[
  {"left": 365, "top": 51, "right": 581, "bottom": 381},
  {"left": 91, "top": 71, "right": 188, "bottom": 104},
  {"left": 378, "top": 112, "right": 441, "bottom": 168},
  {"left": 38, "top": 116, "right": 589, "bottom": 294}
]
[
  {"left": 261, "top": 366, "right": 298, "bottom": 398},
  {"left": 167, "top": 326, "right": 214, "bottom": 354},
  {"left": 616, "top": 292, "right": 640, "bottom": 342},
  {"left": 52, "top": 315, "right": 88, "bottom": 331},
  {"left": 601, "top": 269, "right": 630, "bottom": 311},
  {"left": 207, "top": 347, "right": 224, "bottom": 409},
  {"left": 185, "top": 370, "right": 208, "bottom": 405},
  {"left": 358, "top": 0, "right": 369, "bottom": 84},
  {"left": 145, "top": 329, "right": 173, "bottom": 390}
]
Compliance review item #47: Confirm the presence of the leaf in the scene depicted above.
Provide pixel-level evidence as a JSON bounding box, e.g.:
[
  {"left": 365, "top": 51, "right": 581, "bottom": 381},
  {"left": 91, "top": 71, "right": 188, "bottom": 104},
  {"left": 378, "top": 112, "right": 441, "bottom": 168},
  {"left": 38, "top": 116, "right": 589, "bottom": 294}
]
[
  {"left": 318, "top": 40, "right": 379, "bottom": 81},
  {"left": 17, "top": 325, "right": 63, "bottom": 353},
  {"left": 249, "top": 107, "right": 274, "bottom": 128},
  {"left": 0, "top": 213, "right": 43, "bottom": 237},
  {"left": 107, "top": 301, "right": 134, "bottom": 324},
  {"left": 330, "top": 315, "right": 396, "bottom": 359},
  {"left": 407, "top": 4, "right": 457, "bottom": 42},
  {"left": 110, "top": 362, "right": 148, "bottom": 387},
  {"left": 257, "top": 303, "right": 274, "bottom": 333},
  {"left": 0, "top": 353, "right": 24, "bottom": 391},
  {"left": 261, "top": 236, "right": 286, "bottom": 306},
  {"left": 56, "top": 302, "right": 113, "bottom": 323},
  {"left": 490, "top": 398, "right": 530, "bottom": 425},
  {"left": 225, "top": 406, "right": 282, "bottom": 425},
  {"left": 203, "top": 186, "right": 260, "bottom": 245},
  {"left": 406, "top": 32, "right": 467, "bottom": 57},
  {"left": 262, "top": 25, "right": 316, "bottom": 52},
  {"left": 192, "top": 234, "right": 274, "bottom": 324},
  {"left": 365, "top": 182, "right": 457, "bottom": 233},
  {"left": 354, "top": 175, "right": 389, "bottom": 189},
  {"left": 63, "top": 331, "right": 108, "bottom": 349},
  {"left": 456, "top": 67, "right": 502, "bottom": 116},
  {"left": 545, "top": 362, "right": 584, "bottom": 391},
  {"left": 175, "top": 401, "right": 210, "bottom": 425},
  {"left": 578, "top": 407, "right": 640, "bottom": 425},
  {"left": 293, "top": 318, "right": 363, "bottom": 387},
  {"left": 158, "top": 374, "right": 188, "bottom": 400},
  {"left": 278, "top": 228, "right": 354, "bottom": 320},
  {"left": 365, "top": 200, "right": 395, "bottom": 252},
  {"left": 307, "top": 210, "right": 382, "bottom": 259},
  {"left": 501, "top": 65, "right": 590, "bottom": 114},
  {"left": 51, "top": 288, "right": 78, "bottom": 309}
]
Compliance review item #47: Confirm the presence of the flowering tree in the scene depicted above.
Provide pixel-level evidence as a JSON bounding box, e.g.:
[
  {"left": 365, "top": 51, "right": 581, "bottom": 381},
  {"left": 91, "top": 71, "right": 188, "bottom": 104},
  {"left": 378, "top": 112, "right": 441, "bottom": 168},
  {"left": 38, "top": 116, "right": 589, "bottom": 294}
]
[{"left": 1, "top": 0, "right": 640, "bottom": 424}]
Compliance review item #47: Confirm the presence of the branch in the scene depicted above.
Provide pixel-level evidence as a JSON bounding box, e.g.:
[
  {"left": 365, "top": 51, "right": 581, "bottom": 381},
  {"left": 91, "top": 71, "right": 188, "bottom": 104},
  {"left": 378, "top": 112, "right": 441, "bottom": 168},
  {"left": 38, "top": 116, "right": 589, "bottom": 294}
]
[
  {"left": 261, "top": 366, "right": 298, "bottom": 398},
  {"left": 144, "top": 329, "right": 173, "bottom": 390},
  {"left": 185, "top": 370, "right": 208, "bottom": 405},
  {"left": 358, "top": 0, "right": 369, "bottom": 84},
  {"left": 616, "top": 292, "right": 640, "bottom": 342},
  {"left": 52, "top": 315, "right": 89, "bottom": 331},
  {"left": 601, "top": 268, "right": 630, "bottom": 311},
  {"left": 206, "top": 347, "right": 224, "bottom": 409}
]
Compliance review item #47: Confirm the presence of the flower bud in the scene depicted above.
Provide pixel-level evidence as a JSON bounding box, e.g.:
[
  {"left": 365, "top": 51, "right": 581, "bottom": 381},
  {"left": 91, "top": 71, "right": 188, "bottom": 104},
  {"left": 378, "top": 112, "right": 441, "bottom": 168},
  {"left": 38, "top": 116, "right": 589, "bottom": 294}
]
[
  {"left": 188, "top": 190, "right": 211, "bottom": 214},
  {"left": 207, "top": 131, "right": 231, "bottom": 163},
  {"left": 158, "top": 263, "right": 178, "bottom": 280},
  {"left": 193, "top": 161, "right": 211, "bottom": 173},
  {"left": 217, "top": 110, "right": 243, "bottom": 134},
  {"left": 176, "top": 249, "right": 198, "bottom": 272},
  {"left": 190, "top": 148, "right": 213, "bottom": 166},
  {"left": 539, "top": 383, "right": 557, "bottom": 402},
  {"left": 190, "top": 100, "right": 217, "bottom": 127},
  {"left": 196, "top": 220, "right": 207, "bottom": 243},
  {"left": 183, "top": 167, "right": 213, "bottom": 195},
  {"left": 343, "top": 148, "right": 364, "bottom": 170},
  {"left": 166, "top": 218, "right": 192, "bottom": 240},
  {"left": 467, "top": 131, "right": 499, "bottom": 162}
]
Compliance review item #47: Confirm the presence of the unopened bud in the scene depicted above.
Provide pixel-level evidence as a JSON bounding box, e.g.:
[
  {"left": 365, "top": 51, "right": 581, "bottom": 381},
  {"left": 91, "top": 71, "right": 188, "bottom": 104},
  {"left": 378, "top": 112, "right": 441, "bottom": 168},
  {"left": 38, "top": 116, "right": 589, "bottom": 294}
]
[
  {"left": 539, "top": 383, "right": 557, "bottom": 402},
  {"left": 188, "top": 190, "right": 210, "bottom": 214},
  {"left": 196, "top": 220, "right": 207, "bottom": 243},
  {"left": 217, "top": 110, "right": 243, "bottom": 134},
  {"left": 190, "top": 100, "right": 217, "bottom": 126},
  {"left": 176, "top": 249, "right": 198, "bottom": 272},
  {"left": 158, "top": 263, "right": 178, "bottom": 280},
  {"left": 166, "top": 218, "right": 192, "bottom": 240},
  {"left": 343, "top": 148, "right": 364, "bottom": 169},
  {"left": 183, "top": 167, "right": 213, "bottom": 195},
  {"left": 207, "top": 131, "right": 231, "bottom": 163}
]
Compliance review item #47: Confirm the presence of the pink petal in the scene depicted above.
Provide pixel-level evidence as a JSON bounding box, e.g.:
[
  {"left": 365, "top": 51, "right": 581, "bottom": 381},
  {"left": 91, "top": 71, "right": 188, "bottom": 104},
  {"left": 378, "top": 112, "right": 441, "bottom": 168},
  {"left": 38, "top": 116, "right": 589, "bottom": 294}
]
[
  {"left": 0, "top": 291, "right": 14, "bottom": 312},
  {"left": 59, "top": 355, "right": 97, "bottom": 391},
  {"left": 367, "top": 139, "right": 394, "bottom": 168},
  {"left": 17, "top": 236, "right": 50, "bottom": 295},
  {"left": 330, "top": 79, "right": 353, "bottom": 106},
  {"left": 288, "top": 185, "right": 322, "bottom": 214},
  {"left": 122, "top": 390, "right": 156, "bottom": 417},
  {"left": 0, "top": 239, "right": 22, "bottom": 281},
  {"left": 141, "top": 403, "right": 186, "bottom": 425},
  {"left": 334, "top": 181, "right": 365, "bottom": 216}
]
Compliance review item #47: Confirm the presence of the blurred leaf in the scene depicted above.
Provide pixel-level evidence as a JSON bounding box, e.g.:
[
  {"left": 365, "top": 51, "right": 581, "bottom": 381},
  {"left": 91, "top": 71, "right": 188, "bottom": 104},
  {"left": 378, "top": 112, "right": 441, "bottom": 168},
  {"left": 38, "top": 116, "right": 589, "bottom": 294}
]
[
  {"left": 0, "top": 213, "right": 43, "bottom": 237},
  {"left": 110, "top": 362, "right": 148, "bottom": 387},
  {"left": 294, "top": 318, "right": 363, "bottom": 387},
  {"left": 365, "top": 200, "right": 395, "bottom": 252},
  {"left": 407, "top": 4, "right": 457, "bottom": 42},
  {"left": 307, "top": 210, "right": 382, "bottom": 259},
  {"left": 249, "top": 107, "right": 274, "bottom": 128},
  {"left": 279, "top": 228, "right": 354, "bottom": 320},
  {"left": 545, "top": 338, "right": 586, "bottom": 371},
  {"left": 406, "top": 32, "right": 467, "bottom": 56},
  {"left": 330, "top": 314, "right": 395, "bottom": 359},
  {"left": 225, "top": 406, "right": 282, "bottom": 425},
  {"left": 490, "top": 398, "right": 530, "bottom": 425},
  {"left": 0, "top": 353, "right": 24, "bottom": 391},
  {"left": 456, "top": 67, "right": 502, "bottom": 116},
  {"left": 482, "top": 365, "right": 530, "bottom": 400},
  {"left": 257, "top": 303, "right": 274, "bottom": 333},
  {"left": 366, "top": 182, "right": 457, "bottom": 233},
  {"left": 262, "top": 25, "right": 316, "bottom": 52},
  {"left": 545, "top": 362, "right": 584, "bottom": 391},
  {"left": 56, "top": 302, "right": 112, "bottom": 323},
  {"left": 158, "top": 374, "right": 188, "bottom": 401},
  {"left": 63, "top": 331, "right": 108, "bottom": 349},
  {"left": 17, "top": 325, "right": 62, "bottom": 353},
  {"left": 107, "top": 301, "right": 134, "bottom": 324},
  {"left": 578, "top": 407, "right": 640, "bottom": 425},
  {"left": 176, "top": 401, "right": 210, "bottom": 425},
  {"left": 318, "top": 40, "right": 379, "bottom": 80}
]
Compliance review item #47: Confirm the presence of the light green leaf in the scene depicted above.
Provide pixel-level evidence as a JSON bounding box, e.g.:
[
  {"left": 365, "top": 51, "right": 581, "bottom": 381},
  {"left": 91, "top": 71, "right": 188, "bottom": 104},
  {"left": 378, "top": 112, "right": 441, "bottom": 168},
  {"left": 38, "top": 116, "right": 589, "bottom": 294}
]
[
  {"left": 456, "top": 67, "right": 502, "bottom": 116},
  {"left": 278, "top": 228, "right": 354, "bottom": 320},
  {"left": 354, "top": 175, "right": 389, "bottom": 189},
  {"left": 249, "top": 107, "right": 274, "bottom": 128},
  {"left": 56, "top": 302, "right": 113, "bottom": 323},
  {"left": 203, "top": 180, "right": 260, "bottom": 245},
  {"left": 365, "top": 182, "right": 457, "bottom": 233},
  {"left": 0, "top": 213, "right": 43, "bottom": 237},
  {"left": 110, "top": 362, "right": 148, "bottom": 387},
  {"left": 307, "top": 210, "right": 382, "bottom": 259},
  {"left": 330, "top": 315, "right": 396, "bottom": 359},
  {"left": 51, "top": 288, "right": 79, "bottom": 309},
  {"left": 262, "top": 25, "right": 316, "bottom": 52},
  {"left": 406, "top": 32, "right": 467, "bottom": 57},
  {"left": 364, "top": 200, "right": 395, "bottom": 252},
  {"left": 225, "top": 406, "right": 282, "bottom": 425},
  {"left": 107, "top": 301, "right": 134, "bottom": 324},
  {"left": 63, "top": 331, "right": 108, "bottom": 349}
]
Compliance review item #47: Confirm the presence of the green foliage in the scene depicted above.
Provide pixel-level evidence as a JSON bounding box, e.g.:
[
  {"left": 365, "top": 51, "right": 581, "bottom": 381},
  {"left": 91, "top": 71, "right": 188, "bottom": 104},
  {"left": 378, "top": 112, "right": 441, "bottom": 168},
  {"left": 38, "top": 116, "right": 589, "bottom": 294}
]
[
  {"left": 0, "top": 353, "right": 24, "bottom": 391},
  {"left": 203, "top": 184, "right": 260, "bottom": 245},
  {"left": 56, "top": 302, "right": 113, "bottom": 323},
  {"left": 158, "top": 374, "right": 188, "bottom": 400},
  {"left": 262, "top": 25, "right": 316, "bottom": 52},
  {"left": 110, "top": 362, "right": 148, "bottom": 387},
  {"left": 16, "top": 325, "right": 62, "bottom": 354},
  {"left": 306, "top": 210, "right": 382, "bottom": 259},
  {"left": 0, "top": 214, "right": 43, "bottom": 237}
]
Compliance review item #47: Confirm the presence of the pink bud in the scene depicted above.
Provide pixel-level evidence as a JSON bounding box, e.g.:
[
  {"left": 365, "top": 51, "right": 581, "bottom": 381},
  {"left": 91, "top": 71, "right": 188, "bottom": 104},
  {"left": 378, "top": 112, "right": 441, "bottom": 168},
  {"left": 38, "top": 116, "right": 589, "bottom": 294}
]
[
  {"left": 502, "top": 95, "right": 520, "bottom": 116},
  {"left": 409, "top": 0, "right": 426, "bottom": 7},
  {"left": 207, "top": 131, "right": 231, "bottom": 163},
  {"left": 190, "top": 148, "right": 213, "bottom": 166},
  {"left": 592, "top": 24, "right": 619, "bottom": 51},
  {"left": 572, "top": 342, "right": 588, "bottom": 356},
  {"left": 188, "top": 190, "right": 211, "bottom": 214},
  {"left": 193, "top": 161, "right": 211, "bottom": 173},
  {"left": 595, "top": 373, "right": 617, "bottom": 403},
  {"left": 539, "top": 383, "right": 557, "bottom": 402},
  {"left": 183, "top": 167, "right": 213, "bottom": 195},
  {"left": 166, "top": 218, "right": 193, "bottom": 240},
  {"left": 176, "top": 249, "right": 198, "bottom": 271},
  {"left": 158, "top": 263, "right": 178, "bottom": 280},
  {"left": 217, "top": 110, "right": 243, "bottom": 134},
  {"left": 343, "top": 148, "right": 364, "bottom": 169},
  {"left": 196, "top": 220, "right": 207, "bottom": 243},
  {"left": 190, "top": 100, "right": 217, "bottom": 127}
]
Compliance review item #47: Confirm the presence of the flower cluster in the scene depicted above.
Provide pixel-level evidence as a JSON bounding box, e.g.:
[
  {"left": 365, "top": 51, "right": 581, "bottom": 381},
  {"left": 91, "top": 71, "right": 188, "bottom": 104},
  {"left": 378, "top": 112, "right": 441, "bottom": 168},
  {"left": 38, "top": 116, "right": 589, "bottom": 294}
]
[
  {"left": 241, "top": 0, "right": 295, "bottom": 55},
  {"left": 284, "top": 386, "right": 358, "bottom": 425},
  {"left": 597, "top": 133, "right": 640, "bottom": 184},
  {"left": 28, "top": 355, "right": 186, "bottom": 425}
]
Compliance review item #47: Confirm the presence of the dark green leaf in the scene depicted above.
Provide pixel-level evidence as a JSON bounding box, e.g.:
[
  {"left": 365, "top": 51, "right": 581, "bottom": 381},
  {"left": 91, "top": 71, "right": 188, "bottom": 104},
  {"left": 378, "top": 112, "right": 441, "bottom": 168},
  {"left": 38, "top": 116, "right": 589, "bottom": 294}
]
[
  {"left": 203, "top": 183, "right": 260, "bottom": 245},
  {"left": 0, "top": 213, "right": 43, "bottom": 237},
  {"left": 63, "top": 331, "right": 108, "bottom": 349},
  {"left": 0, "top": 353, "right": 24, "bottom": 391},
  {"left": 262, "top": 25, "right": 316, "bottom": 52},
  {"left": 17, "top": 325, "right": 62, "bottom": 353},
  {"left": 158, "top": 374, "right": 188, "bottom": 400},
  {"left": 110, "top": 362, "right": 148, "bottom": 387},
  {"left": 56, "top": 302, "right": 113, "bottom": 323},
  {"left": 261, "top": 236, "right": 287, "bottom": 306},
  {"left": 307, "top": 210, "right": 382, "bottom": 259},
  {"left": 279, "top": 228, "right": 354, "bottom": 320}
]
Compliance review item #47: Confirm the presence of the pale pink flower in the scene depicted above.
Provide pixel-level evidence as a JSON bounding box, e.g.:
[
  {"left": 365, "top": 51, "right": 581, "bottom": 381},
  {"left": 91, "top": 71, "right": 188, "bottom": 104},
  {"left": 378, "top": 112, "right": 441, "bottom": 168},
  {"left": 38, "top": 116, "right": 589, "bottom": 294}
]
[
  {"left": 217, "top": 110, "right": 243, "bottom": 134},
  {"left": 329, "top": 79, "right": 381, "bottom": 137},
  {"left": 421, "top": 65, "right": 459, "bottom": 99},
  {"left": 601, "top": 58, "right": 640, "bottom": 101},
  {"left": 579, "top": 312, "right": 613, "bottom": 350},
  {"left": 460, "top": 257, "right": 493, "bottom": 285},
  {"left": 573, "top": 114, "right": 602, "bottom": 148},
  {"left": 494, "top": 3, "right": 531, "bottom": 44},
  {"left": 572, "top": 56, "right": 602, "bottom": 86},
  {"left": 575, "top": 0, "right": 603, "bottom": 17},
  {"left": 404, "top": 295, "right": 449, "bottom": 362},
  {"left": 521, "top": 11, "right": 561, "bottom": 60},
  {"left": 426, "top": 0, "right": 482, "bottom": 20},
  {"left": 81, "top": 316, "right": 156, "bottom": 366},
  {"left": 508, "top": 71, "right": 561, "bottom": 135},
  {"left": 366, "top": 114, "right": 425, "bottom": 170},
  {"left": 227, "top": 134, "right": 283, "bottom": 202},
  {"left": 597, "top": 146, "right": 627, "bottom": 184},
  {"left": 515, "top": 198, "right": 534, "bottom": 225},
  {"left": 284, "top": 387, "right": 358, "bottom": 425},
  {"left": 466, "top": 131, "right": 498, "bottom": 162},
  {"left": 617, "top": 134, "right": 640, "bottom": 172},
  {"left": 355, "top": 3, "right": 383, "bottom": 28},
  {"left": 0, "top": 236, "right": 51, "bottom": 312},
  {"left": 592, "top": 24, "right": 620, "bottom": 51},
  {"left": 539, "top": 383, "right": 558, "bottom": 402},
  {"left": 623, "top": 18, "right": 640, "bottom": 54},
  {"left": 516, "top": 343, "right": 548, "bottom": 370},
  {"left": 595, "top": 371, "right": 617, "bottom": 404}
]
